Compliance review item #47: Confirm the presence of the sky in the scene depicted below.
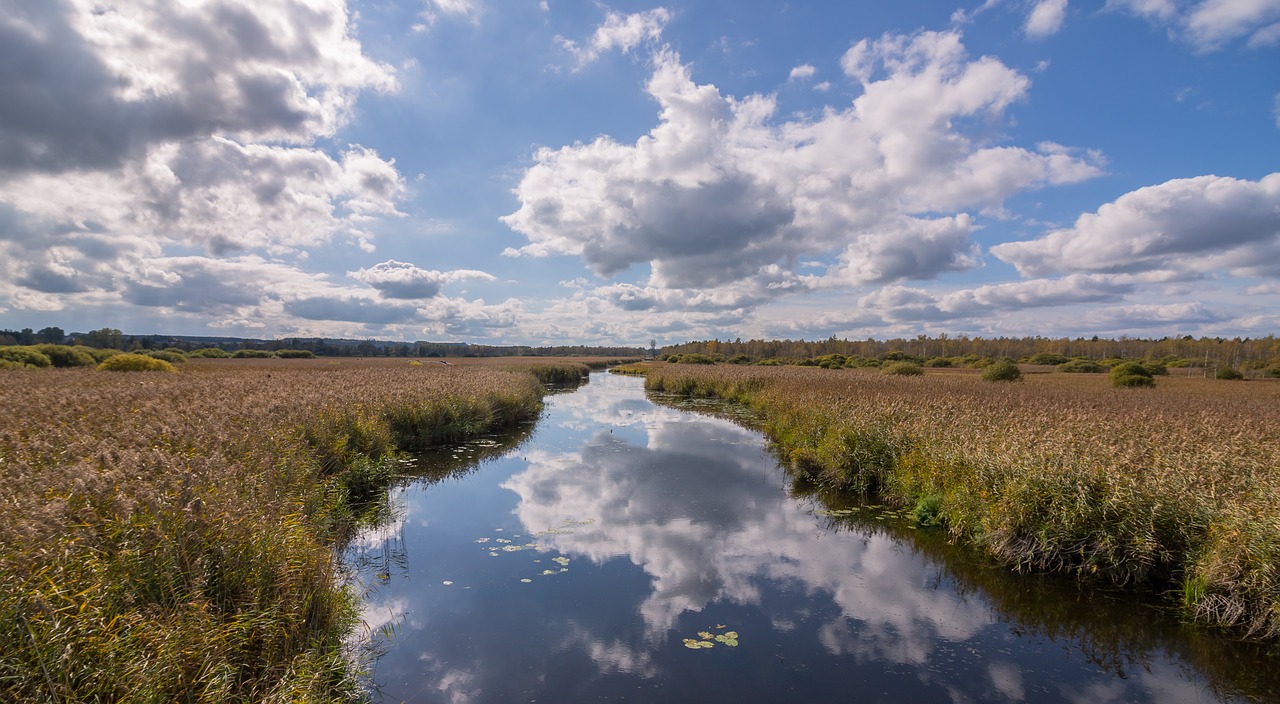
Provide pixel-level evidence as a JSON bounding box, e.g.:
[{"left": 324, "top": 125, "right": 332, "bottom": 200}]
[{"left": 1, "top": 0, "right": 1278, "bottom": 346}]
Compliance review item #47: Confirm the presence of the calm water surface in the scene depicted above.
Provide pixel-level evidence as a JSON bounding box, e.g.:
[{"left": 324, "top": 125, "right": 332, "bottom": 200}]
[{"left": 349, "top": 372, "right": 1277, "bottom": 703}]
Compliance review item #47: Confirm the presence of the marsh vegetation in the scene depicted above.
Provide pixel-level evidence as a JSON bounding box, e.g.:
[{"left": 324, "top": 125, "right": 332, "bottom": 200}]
[{"left": 0, "top": 357, "right": 596, "bottom": 702}]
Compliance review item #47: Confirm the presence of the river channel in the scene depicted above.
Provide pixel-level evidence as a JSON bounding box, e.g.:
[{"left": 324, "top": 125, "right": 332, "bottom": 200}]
[{"left": 348, "top": 371, "right": 1278, "bottom": 703}]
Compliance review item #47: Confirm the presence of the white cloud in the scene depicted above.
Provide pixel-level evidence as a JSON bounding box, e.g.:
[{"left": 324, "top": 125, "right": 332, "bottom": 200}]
[
  {"left": 506, "top": 30, "right": 1100, "bottom": 298},
  {"left": 350, "top": 260, "right": 495, "bottom": 299},
  {"left": 416, "top": 0, "right": 481, "bottom": 30},
  {"left": 556, "top": 7, "right": 671, "bottom": 70},
  {"left": 1110, "top": 0, "right": 1280, "bottom": 50},
  {"left": 992, "top": 173, "right": 1280, "bottom": 277},
  {"left": 788, "top": 64, "right": 816, "bottom": 81},
  {"left": 1025, "top": 0, "right": 1069, "bottom": 38}
]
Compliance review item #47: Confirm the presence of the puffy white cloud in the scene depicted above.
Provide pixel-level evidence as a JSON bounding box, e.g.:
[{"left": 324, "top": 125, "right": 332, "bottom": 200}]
[
  {"left": 556, "top": 7, "right": 671, "bottom": 70},
  {"left": 350, "top": 260, "right": 495, "bottom": 299},
  {"left": 1025, "top": 0, "right": 1069, "bottom": 38},
  {"left": 788, "top": 64, "right": 816, "bottom": 81},
  {"left": 505, "top": 30, "right": 1100, "bottom": 295},
  {"left": 1109, "top": 0, "right": 1280, "bottom": 50},
  {"left": 991, "top": 173, "right": 1280, "bottom": 277},
  {"left": 0, "top": 0, "right": 419, "bottom": 332}
]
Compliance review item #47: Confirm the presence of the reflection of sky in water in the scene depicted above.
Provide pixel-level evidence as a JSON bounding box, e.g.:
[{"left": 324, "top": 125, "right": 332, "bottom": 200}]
[{"left": 351, "top": 372, "right": 1240, "bottom": 704}]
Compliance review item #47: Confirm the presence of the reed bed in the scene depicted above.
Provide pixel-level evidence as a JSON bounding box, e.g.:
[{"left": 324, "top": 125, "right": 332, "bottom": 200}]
[
  {"left": 642, "top": 364, "right": 1280, "bottom": 639},
  {"left": 0, "top": 357, "right": 583, "bottom": 702}
]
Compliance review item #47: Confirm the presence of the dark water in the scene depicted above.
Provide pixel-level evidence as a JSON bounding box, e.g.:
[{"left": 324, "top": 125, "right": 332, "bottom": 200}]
[{"left": 349, "top": 372, "right": 1278, "bottom": 703}]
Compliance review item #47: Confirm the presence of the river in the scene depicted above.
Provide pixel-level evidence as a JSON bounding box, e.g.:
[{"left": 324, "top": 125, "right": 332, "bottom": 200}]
[{"left": 348, "top": 371, "right": 1277, "bottom": 703}]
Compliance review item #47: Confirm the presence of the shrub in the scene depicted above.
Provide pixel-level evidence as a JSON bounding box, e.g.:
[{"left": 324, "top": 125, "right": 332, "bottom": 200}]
[
  {"left": 981, "top": 359, "right": 1022, "bottom": 382},
  {"left": 188, "top": 347, "right": 231, "bottom": 358},
  {"left": 1216, "top": 367, "right": 1245, "bottom": 381},
  {"left": 1141, "top": 361, "right": 1168, "bottom": 376},
  {"left": 1057, "top": 358, "right": 1105, "bottom": 373},
  {"left": 726, "top": 354, "right": 751, "bottom": 365},
  {"left": 1021, "top": 352, "right": 1071, "bottom": 366},
  {"left": 882, "top": 361, "right": 924, "bottom": 376},
  {"left": 97, "top": 353, "right": 178, "bottom": 372},
  {"left": 1109, "top": 361, "right": 1155, "bottom": 388},
  {"left": 31, "top": 344, "right": 97, "bottom": 368},
  {"left": 81, "top": 347, "right": 122, "bottom": 362},
  {"left": 0, "top": 346, "right": 52, "bottom": 368},
  {"left": 145, "top": 350, "right": 187, "bottom": 364},
  {"left": 232, "top": 349, "right": 275, "bottom": 359},
  {"left": 1264, "top": 366, "right": 1280, "bottom": 379},
  {"left": 924, "top": 357, "right": 953, "bottom": 368},
  {"left": 275, "top": 349, "right": 317, "bottom": 359}
]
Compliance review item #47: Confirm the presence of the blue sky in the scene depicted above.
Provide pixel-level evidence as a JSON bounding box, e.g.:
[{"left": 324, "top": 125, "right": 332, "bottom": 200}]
[{"left": 1, "top": 0, "right": 1277, "bottom": 345}]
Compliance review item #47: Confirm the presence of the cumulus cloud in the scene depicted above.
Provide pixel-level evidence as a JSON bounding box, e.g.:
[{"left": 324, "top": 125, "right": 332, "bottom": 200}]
[
  {"left": 788, "top": 64, "right": 816, "bottom": 81},
  {"left": 991, "top": 173, "right": 1280, "bottom": 277},
  {"left": 505, "top": 30, "right": 1100, "bottom": 297},
  {"left": 556, "top": 7, "right": 671, "bottom": 70},
  {"left": 350, "top": 260, "right": 495, "bottom": 299},
  {"left": 0, "top": 0, "right": 417, "bottom": 331},
  {"left": 1025, "top": 0, "right": 1069, "bottom": 38},
  {"left": 1109, "top": 0, "right": 1280, "bottom": 50}
]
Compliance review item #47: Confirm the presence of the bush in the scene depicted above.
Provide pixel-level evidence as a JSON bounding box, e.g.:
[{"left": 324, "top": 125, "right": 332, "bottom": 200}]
[
  {"left": 923, "top": 357, "right": 953, "bottom": 368},
  {"left": 1057, "top": 358, "right": 1105, "bottom": 374},
  {"left": 145, "top": 350, "right": 186, "bottom": 364},
  {"left": 1216, "top": 367, "right": 1245, "bottom": 381},
  {"left": 1021, "top": 352, "right": 1071, "bottom": 366},
  {"left": 1109, "top": 361, "right": 1155, "bottom": 388},
  {"left": 188, "top": 347, "right": 231, "bottom": 358},
  {"left": 726, "top": 354, "right": 751, "bottom": 365},
  {"left": 232, "top": 349, "right": 275, "bottom": 359},
  {"left": 81, "top": 347, "right": 122, "bottom": 363},
  {"left": 31, "top": 344, "right": 95, "bottom": 368},
  {"left": 0, "top": 346, "right": 52, "bottom": 368},
  {"left": 882, "top": 361, "right": 924, "bottom": 376},
  {"left": 981, "top": 359, "right": 1022, "bottom": 382},
  {"left": 1264, "top": 366, "right": 1280, "bottom": 379},
  {"left": 275, "top": 349, "right": 317, "bottom": 359},
  {"left": 1141, "top": 361, "right": 1168, "bottom": 376},
  {"left": 97, "top": 353, "right": 178, "bottom": 372},
  {"left": 672, "top": 353, "right": 716, "bottom": 365}
]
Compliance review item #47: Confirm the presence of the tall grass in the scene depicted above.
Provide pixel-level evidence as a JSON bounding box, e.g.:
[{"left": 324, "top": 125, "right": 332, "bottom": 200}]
[
  {"left": 642, "top": 363, "right": 1280, "bottom": 639},
  {"left": 0, "top": 357, "right": 566, "bottom": 701}
]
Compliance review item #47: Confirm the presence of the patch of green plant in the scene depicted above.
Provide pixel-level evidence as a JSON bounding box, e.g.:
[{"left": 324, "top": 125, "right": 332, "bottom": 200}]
[
  {"left": 923, "top": 357, "right": 953, "bottom": 368},
  {"left": 276, "top": 349, "right": 317, "bottom": 359},
  {"left": 672, "top": 353, "right": 717, "bottom": 365},
  {"left": 1216, "top": 367, "right": 1244, "bottom": 381},
  {"left": 912, "top": 494, "right": 945, "bottom": 527},
  {"left": 524, "top": 363, "right": 589, "bottom": 385},
  {"left": 1109, "top": 361, "right": 1155, "bottom": 388},
  {"left": 1021, "top": 352, "right": 1071, "bottom": 365},
  {"left": 97, "top": 353, "right": 178, "bottom": 372},
  {"left": 1057, "top": 358, "right": 1105, "bottom": 373},
  {"left": 232, "top": 349, "right": 275, "bottom": 358},
  {"left": 31, "top": 344, "right": 97, "bottom": 367},
  {"left": 981, "top": 359, "right": 1022, "bottom": 382},
  {"left": 0, "top": 346, "right": 52, "bottom": 368},
  {"left": 187, "top": 347, "right": 231, "bottom": 358},
  {"left": 145, "top": 350, "right": 187, "bottom": 364},
  {"left": 882, "top": 361, "right": 924, "bottom": 376}
]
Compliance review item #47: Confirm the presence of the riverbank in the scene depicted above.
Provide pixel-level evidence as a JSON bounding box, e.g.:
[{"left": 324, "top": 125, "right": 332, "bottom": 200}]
[
  {"left": 634, "top": 363, "right": 1280, "bottom": 640},
  {"left": 0, "top": 358, "right": 593, "bottom": 702}
]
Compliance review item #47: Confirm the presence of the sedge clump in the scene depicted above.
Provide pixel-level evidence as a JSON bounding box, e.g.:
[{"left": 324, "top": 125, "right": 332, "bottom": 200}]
[
  {"left": 97, "top": 353, "right": 178, "bottom": 372},
  {"left": 1109, "top": 361, "right": 1155, "bottom": 388}
]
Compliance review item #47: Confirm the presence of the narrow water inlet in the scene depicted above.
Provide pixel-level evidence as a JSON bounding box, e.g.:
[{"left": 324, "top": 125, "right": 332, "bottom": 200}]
[{"left": 348, "top": 372, "right": 1278, "bottom": 703}]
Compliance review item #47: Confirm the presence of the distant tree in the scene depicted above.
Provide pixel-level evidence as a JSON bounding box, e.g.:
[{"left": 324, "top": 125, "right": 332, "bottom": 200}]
[
  {"left": 83, "top": 328, "right": 124, "bottom": 350},
  {"left": 36, "top": 326, "right": 65, "bottom": 344}
]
